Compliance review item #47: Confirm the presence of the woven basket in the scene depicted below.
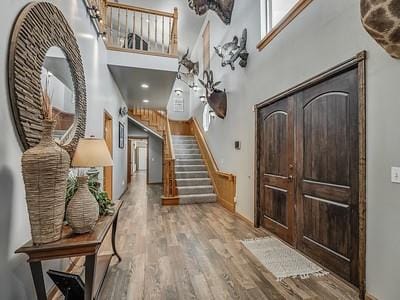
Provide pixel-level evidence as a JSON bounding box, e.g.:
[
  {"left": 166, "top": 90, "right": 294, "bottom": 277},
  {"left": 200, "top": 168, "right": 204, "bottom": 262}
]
[
  {"left": 21, "top": 120, "right": 71, "bottom": 245},
  {"left": 66, "top": 176, "right": 99, "bottom": 234}
]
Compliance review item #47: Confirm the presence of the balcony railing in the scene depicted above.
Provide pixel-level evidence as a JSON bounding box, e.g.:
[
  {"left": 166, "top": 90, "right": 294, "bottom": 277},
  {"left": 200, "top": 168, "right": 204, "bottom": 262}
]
[{"left": 102, "top": 2, "right": 178, "bottom": 57}]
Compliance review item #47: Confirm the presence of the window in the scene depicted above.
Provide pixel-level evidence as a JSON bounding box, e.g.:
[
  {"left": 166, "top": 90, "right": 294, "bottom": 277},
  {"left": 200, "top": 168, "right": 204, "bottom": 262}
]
[
  {"left": 173, "top": 97, "right": 184, "bottom": 112},
  {"left": 258, "top": 0, "right": 313, "bottom": 50}
]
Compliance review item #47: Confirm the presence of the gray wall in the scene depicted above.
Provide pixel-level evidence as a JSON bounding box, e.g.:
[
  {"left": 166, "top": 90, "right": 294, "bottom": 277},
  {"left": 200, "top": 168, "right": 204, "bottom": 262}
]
[
  {"left": 0, "top": 1, "right": 128, "bottom": 299},
  {"left": 188, "top": 0, "right": 400, "bottom": 299},
  {"left": 128, "top": 121, "right": 163, "bottom": 184}
]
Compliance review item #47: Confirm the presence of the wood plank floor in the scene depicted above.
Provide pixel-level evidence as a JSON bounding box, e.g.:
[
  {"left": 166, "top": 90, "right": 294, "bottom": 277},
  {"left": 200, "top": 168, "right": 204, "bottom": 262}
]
[{"left": 98, "top": 171, "right": 358, "bottom": 300}]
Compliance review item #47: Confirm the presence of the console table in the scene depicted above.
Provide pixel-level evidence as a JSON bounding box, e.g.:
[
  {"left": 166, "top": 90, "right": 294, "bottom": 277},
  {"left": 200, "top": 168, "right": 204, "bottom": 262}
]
[{"left": 15, "top": 199, "right": 124, "bottom": 300}]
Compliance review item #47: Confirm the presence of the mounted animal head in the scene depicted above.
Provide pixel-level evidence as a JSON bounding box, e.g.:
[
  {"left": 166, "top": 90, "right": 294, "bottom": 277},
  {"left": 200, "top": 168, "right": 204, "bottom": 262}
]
[
  {"left": 188, "top": 0, "right": 235, "bottom": 25},
  {"left": 198, "top": 70, "right": 227, "bottom": 119},
  {"left": 178, "top": 48, "right": 199, "bottom": 76},
  {"left": 214, "top": 28, "right": 248, "bottom": 70}
]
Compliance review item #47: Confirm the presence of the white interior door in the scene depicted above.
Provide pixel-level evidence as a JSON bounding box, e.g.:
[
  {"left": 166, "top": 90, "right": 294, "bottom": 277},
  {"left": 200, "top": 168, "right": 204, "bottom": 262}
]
[{"left": 138, "top": 147, "right": 147, "bottom": 170}]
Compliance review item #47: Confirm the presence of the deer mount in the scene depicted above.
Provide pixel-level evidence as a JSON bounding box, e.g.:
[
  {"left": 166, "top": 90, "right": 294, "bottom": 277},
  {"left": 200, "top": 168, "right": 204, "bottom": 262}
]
[
  {"left": 215, "top": 28, "right": 248, "bottom": 70},
  {"left": 177, "top": 49, "right": 199, "bottom": 88},
  {"left": 198, "top": 70, "right": 227, "bottom": 119},
  {"left": 188, "top": 0, "right": 235, "bottom": 25}
]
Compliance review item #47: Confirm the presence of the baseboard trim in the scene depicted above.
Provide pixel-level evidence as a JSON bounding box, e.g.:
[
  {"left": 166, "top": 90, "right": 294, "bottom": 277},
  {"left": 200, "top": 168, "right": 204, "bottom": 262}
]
[
  {"left": 235, "top": 211, "right": 254, "bottom": 226},
  {"left": 118, "top": 186, "right": 129, "bottom": 200},
  {"left": 218, "top": 196, "right": 235, "bottom": 213},
  {"left": 161, "top": 196, "right": 179, "bottom": 205}
]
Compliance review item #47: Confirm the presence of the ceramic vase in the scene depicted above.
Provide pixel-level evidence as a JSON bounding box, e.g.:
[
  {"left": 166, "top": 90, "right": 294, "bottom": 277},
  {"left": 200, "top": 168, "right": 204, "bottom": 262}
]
[{"left": 21, "top": 120, "right": 71, "bottom": 244}]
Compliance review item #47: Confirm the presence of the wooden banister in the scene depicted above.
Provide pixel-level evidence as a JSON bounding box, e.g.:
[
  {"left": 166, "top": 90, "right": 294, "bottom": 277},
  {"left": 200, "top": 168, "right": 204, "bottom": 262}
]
[
  {"left": 103, "top": 2, "right": 178, "bottom": 57},
  {"left": 191, "top": 118, "right": 237, "bottom": 212},
  {"left": 162, "top": 115, "right": 179, "bottom": 204}
]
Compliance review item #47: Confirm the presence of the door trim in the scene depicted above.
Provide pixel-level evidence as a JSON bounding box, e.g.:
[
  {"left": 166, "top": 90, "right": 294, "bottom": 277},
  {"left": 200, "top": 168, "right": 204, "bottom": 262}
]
[
  {"left": 254, "top": 51, "right": 366, "bottom": 298},
  {"left": 104, "top": 110, "right": 113, "bottom": 200}
]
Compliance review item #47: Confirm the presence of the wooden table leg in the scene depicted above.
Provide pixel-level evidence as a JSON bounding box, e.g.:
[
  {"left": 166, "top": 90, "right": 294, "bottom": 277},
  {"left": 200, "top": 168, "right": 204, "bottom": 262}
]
[
  {"left": 112, "top": 211, "right": 122, "bottom": 262},
  {"left": 29, "top": 261, "right": 47, "bottom": 300},
  {"left": 85, "top": 254, "right": 97, "bottom": 300}
]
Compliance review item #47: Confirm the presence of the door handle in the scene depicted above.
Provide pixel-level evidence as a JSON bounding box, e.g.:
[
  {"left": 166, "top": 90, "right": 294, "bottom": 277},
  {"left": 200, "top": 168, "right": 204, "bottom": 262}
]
[{"left": 288, "top": 175, "right": 294, "bottom": 181}]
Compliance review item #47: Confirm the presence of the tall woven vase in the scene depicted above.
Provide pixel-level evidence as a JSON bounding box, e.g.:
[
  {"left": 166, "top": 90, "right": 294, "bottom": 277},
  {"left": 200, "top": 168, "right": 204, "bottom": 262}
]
[{"left": 21, "top": 120, "right": 71, "bottom": 245}]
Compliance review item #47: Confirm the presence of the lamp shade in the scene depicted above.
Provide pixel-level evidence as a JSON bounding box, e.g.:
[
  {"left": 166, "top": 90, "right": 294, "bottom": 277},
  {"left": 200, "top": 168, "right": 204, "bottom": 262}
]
[{"left": 71, "top": 138, "right": 113, "bottom": 167}]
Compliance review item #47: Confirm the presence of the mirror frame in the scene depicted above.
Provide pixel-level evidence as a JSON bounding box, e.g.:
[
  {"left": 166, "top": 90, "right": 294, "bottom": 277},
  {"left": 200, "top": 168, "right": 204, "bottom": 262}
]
[{"left": 8, "top": 2, "right": 87, "bottom": 158}]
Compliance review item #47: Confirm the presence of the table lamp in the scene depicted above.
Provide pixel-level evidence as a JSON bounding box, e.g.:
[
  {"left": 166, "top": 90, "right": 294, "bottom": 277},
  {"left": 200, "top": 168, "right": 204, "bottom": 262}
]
[{"left": 66, "top": 138, "right": 113, "bottom": 234}]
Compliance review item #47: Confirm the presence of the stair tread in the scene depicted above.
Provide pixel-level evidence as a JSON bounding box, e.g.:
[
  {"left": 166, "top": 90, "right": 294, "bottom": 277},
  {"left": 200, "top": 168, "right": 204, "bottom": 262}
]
[
  {"left": 179, "top": 193, "right": 216, "bottom": 198},
  {"left": 178, "top": 185, "right": 213, "bottom": 189}
]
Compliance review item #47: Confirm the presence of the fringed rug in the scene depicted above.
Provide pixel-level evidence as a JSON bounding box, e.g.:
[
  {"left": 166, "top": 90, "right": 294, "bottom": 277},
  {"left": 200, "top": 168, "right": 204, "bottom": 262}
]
[{"left": 241, "top": 237, "right": 328, "bottom": 281}]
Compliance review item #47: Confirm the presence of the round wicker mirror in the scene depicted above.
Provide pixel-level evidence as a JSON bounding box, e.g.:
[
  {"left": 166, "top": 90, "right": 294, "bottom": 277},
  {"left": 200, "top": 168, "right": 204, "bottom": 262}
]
[{"left": 8, "top": 2, "right": 87, "bottom": 157}]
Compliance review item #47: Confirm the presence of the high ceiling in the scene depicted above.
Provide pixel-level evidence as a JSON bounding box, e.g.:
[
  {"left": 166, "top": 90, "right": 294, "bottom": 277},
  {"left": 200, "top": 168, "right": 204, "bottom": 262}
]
[{"left": 119, "top": 0, "right": 206, "bottom": 56}]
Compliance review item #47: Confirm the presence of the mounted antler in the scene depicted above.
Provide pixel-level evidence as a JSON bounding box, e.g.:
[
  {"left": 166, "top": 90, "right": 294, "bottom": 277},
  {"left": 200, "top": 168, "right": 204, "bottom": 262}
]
[{"left": 198, "top": 70, "right": 227, "bottom": 119}]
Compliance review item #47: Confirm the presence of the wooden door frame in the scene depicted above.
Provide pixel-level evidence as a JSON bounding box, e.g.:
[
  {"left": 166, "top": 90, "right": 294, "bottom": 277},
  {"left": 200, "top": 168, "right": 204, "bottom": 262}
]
[
  {"left": 104, "top": 110, "right": 113, "bottom": 200},
  {"left": 254, "top": 51, "right": 366, "bottom": 298},
  {"left": 128, "top": 136, "right": 149, "bottom": 184}
]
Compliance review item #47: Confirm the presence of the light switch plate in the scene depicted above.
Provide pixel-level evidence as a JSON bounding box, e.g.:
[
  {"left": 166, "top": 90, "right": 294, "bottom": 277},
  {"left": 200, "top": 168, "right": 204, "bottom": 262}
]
[{"left": 391, "top": 167, "right": 400, "bottom": 183}]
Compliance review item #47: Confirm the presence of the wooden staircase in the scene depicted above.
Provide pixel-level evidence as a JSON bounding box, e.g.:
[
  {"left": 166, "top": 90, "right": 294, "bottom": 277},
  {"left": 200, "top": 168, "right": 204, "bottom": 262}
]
[{"left": 128, "top": 108, "right": 167, "bottom": 136}]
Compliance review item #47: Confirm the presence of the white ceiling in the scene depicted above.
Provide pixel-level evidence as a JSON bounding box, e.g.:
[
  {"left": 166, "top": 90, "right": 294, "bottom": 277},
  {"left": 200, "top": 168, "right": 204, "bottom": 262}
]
[
  {"left": 119, "top": 0, "right": 206, "bottom": 55},
  {"left": 108, "top": 65, "right": 177, "bottom": 109}
]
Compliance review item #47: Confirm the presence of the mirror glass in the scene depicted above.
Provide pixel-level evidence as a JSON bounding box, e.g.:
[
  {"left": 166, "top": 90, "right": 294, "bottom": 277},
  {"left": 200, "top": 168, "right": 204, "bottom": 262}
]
[{"left": 41, "top": 46, "right": 75, "bottom": 145}]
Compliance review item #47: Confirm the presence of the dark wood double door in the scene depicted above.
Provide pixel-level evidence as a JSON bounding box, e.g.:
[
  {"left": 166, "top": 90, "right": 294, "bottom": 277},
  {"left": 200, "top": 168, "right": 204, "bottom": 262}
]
[{"left": 257, "top": 68, "right": 360, "bottom": 286}]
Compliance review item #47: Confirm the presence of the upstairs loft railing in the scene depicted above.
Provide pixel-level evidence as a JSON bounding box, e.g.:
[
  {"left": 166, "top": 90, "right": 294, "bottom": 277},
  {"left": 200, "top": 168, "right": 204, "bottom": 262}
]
[{"left": 102, "top": 2, "right": 178, "bottom": 57}]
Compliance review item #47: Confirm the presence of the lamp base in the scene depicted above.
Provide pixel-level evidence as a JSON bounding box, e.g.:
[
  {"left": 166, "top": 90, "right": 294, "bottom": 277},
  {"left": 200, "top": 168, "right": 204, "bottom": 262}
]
[{"left": 66, "top": 176, "right": 99, "bottom": 234}]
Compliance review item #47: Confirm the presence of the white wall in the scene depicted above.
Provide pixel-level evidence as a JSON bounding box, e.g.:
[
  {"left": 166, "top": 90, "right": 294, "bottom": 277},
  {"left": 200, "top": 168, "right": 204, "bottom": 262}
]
[
  {"left": 188, "top": 0, "right": 400, "bottom": 298},
  {"left": 0, "top": 1, "right": 128, "bottom": 299}
]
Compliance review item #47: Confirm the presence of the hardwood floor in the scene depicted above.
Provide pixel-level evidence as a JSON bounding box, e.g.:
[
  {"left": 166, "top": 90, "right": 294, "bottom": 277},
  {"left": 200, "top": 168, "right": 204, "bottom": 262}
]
[{"left": 98, "top": 171, "right": 358, "bottom": 300}]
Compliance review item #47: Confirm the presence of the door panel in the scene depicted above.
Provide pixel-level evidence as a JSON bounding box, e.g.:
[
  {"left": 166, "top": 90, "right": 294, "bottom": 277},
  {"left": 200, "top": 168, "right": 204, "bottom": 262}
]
[
  {"left": 258, "top": 98, "right": 295, "bottom": 244},
  {"left": 296, "top": 68, "right": 359, "bottom": 286}
]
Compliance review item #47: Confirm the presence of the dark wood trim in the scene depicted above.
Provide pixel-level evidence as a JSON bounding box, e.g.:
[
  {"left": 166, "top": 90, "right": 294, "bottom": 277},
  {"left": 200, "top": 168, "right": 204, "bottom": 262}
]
[
  {"left": 257, "top": 0, "right": 313, "bottom": 51},
  {"left": 254, "top": 51, "right": 367, "bottom": 297},
  {"left": 357, "top": 52, "right": 367, "bottom": 300}
]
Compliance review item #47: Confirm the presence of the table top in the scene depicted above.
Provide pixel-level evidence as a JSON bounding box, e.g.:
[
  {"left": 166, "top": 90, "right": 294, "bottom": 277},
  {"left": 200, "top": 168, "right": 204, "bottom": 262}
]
[{"left": 15, "top": 200, "right": 123, "bottom": 259}]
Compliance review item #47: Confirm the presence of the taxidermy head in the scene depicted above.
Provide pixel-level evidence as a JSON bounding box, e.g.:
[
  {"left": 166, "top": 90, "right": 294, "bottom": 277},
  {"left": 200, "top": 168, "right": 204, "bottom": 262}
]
[
  {"left": 178, "top": 49, "right": 199, "bottom": 76},
  {"left": 215, "top": 28, "right": 248, "bottom": 70},
  {"left": 198, "top": 70, "right": 227, "bottom": 119},
  {"left": 188, "top": 0, "right": 235, "bottom": 25},
  {"left": 361, "top": 0, "right": 400, "bottom": 58}
]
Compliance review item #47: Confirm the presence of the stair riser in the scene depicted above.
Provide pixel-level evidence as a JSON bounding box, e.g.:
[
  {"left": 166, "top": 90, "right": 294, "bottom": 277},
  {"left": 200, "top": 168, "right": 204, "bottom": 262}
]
[
  {"left": 172, "top": 136, "right": 195, "bottom": 141},
  {"left": 173, "top": 141, "right": 197, "bottom": 145},
  {"left": 176, "top": 154, "right": 202, "bottom": 160},
  {"left": 174, "top": 144, "right": 199, "bottom": 149},
  {"left": 175, "top": 149, "right": 201, "bottom": 155},
  {"left": 175, "top": 160, "right": 204, "bottom": 166},
  {"left": 179, "top": 195, "right": 217, "bottom": 204},
  {"left": 176, "top": 165, "right": 206, "bottom": 172},
  {"left": 176, "top": 172, "right": 209, "bottom": 179},
  {"left": 176, "top": 179, "right": 212, "bottom": 186},
  {"left": 178, "top": 186, "right": 214, "bottom": 195}
]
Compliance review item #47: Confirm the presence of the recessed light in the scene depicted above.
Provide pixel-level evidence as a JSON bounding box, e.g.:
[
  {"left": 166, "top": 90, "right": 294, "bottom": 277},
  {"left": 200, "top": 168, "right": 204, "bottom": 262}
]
[
  {"left": 141, "top": 83, "right": 149, "bottom": 89},
  {"left": 143, "top": 99, "right": 150, "bottom": 103}
]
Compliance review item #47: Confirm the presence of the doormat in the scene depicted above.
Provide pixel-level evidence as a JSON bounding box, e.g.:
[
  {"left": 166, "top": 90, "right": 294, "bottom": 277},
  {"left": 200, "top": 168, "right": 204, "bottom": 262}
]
[{"left": 241, "top": 237, "right": 329, "bottom": 281}]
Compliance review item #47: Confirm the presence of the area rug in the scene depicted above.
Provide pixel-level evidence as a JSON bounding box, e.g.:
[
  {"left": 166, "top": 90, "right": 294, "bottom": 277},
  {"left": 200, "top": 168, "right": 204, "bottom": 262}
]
[{"left": 241, "top": 237, "right": 328, "bottom": 281}]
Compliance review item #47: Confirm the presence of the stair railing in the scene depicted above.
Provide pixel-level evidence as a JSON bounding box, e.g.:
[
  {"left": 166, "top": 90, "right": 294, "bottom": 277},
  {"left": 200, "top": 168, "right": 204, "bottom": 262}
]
[
  {"left": 163, "top": 115, "right": 178, "bottom": 199},
  {"left": 104, "top": 2, "right": 178, "bottom": 57}
]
